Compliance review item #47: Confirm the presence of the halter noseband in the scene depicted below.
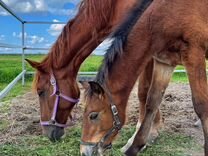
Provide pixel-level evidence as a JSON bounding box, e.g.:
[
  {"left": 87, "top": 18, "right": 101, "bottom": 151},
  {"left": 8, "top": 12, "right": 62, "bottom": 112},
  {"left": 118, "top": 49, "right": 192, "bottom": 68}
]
[
  {"left": 80, "top": 84, "right": 122, "bottom": 153},
  {"left": 40, "top": 74, "right": 79, "bottom": 128}
]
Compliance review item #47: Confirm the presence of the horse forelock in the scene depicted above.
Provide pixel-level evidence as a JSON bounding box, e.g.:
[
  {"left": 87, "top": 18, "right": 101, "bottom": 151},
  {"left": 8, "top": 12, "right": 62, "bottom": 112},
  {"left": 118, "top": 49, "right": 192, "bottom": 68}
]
[{"left": 32, "top": 73, "right": 39, "bottom": 92}]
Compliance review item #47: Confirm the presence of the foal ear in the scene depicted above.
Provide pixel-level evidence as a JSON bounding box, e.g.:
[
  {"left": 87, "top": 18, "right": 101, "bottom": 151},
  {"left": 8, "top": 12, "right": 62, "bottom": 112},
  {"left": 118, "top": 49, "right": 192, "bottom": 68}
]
[
  {"left": 79, "top": 81, "right": 89, "bottom": 89},
  {"left": 25, "top": 59, "right": 44, "bottom": 72},
  {"left": 89, "top": 81, "right": 104, "bottom": 95}
]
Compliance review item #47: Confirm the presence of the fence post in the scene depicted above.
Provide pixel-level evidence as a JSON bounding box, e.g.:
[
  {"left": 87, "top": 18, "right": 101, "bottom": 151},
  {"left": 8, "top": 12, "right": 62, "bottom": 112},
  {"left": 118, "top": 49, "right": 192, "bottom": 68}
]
[{"left": 22, "top": 22, "right": 25, "bottom": 86}]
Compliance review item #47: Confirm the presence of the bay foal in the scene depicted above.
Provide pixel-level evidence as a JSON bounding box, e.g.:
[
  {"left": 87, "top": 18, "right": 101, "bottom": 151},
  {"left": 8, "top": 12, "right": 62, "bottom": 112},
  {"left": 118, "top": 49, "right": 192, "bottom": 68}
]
[{"left": 80, "top": 0, "right": 208, "bottom": 155}]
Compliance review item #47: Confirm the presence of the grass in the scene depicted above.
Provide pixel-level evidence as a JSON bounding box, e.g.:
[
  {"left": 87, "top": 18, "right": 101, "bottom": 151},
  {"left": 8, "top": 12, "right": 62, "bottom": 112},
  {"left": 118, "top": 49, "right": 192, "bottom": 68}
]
[
  {"left": 0, "top": 55, "right": 41, "bottom": 84},
  {"left": 0, "top": 119, "right": 9, "bottom": 132},
  {"left": 0, "top": 54, "right": 103, "bottom": 84},
  {"left": 0, "top": 126, "right": 202, "bottom": 156},
  {"left": 0, "top": 80, "right": 32, "bottom": 102},
  {"left": 172, "top": 72, "right": 188, "bottom": 83},
  {"left": 0, "top": 127, "right": 81, "bottom": 156}
]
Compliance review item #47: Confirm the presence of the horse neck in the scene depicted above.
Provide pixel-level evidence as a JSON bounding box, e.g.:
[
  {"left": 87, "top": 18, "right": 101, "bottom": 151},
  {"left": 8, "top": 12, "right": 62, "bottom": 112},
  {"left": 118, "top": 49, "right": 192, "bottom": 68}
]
[
  {"left": 48, "top": 16, "right": 100, "bottom": 70},
  {"left": 68, "top": 0, "right": 138, "bottom": 76},
  {"left": 43, "top": 0, "right": 116, "bottom": 71}
]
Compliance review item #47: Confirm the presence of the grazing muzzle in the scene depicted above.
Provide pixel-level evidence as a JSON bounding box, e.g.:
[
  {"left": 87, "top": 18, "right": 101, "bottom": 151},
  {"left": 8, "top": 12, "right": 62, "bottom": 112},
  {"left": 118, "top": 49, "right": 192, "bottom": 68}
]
[{"left": 42, "top": 125, "right": 64, "bottom": 142}]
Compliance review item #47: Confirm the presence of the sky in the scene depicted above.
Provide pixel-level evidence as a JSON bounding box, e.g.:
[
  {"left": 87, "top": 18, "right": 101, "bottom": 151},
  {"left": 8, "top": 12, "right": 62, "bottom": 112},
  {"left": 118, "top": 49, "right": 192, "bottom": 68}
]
[{"left": 0, "top": 0, "right": 111, "bottom": 55}]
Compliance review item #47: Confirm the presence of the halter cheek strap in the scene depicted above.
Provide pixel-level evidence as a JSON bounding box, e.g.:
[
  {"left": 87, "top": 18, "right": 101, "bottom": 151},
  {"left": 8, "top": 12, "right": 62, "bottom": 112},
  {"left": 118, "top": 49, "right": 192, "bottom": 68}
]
[{"left": 40, "top": 74, "right": 79, "bottom": 128}]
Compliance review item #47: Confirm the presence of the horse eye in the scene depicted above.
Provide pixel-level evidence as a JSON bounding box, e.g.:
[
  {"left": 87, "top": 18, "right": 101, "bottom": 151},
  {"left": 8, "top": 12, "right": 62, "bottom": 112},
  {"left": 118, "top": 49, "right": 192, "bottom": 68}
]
[
  {"left": 89, "top": 112, "right": 99, "bottom": 121},
  {"left": 37, "top": 90, "right": 45, "bottom": 97}
]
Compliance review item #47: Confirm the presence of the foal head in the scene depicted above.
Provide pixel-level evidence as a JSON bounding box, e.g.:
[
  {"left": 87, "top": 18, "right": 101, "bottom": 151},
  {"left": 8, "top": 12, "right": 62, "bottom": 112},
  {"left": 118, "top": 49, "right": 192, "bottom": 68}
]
[
  {"left": 80, "top": 81, "right": 124, "bottom": 156},
  {"left": 26, "top": 59, "right": 80, "bottom": 141}
]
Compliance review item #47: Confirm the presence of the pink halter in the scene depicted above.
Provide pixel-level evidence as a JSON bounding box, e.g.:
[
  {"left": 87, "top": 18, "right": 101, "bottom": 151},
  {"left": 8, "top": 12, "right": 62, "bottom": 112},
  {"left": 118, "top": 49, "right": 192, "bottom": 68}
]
[{"left": 40, "top": 74, "right": 79, "bottom": 128}]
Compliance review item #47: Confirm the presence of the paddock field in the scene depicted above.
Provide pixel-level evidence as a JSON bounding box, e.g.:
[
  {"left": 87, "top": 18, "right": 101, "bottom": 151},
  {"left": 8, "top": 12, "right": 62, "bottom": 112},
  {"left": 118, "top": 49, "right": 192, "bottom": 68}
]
[{"left": 0, "top": 55, "right": 205, "bottom": 156}]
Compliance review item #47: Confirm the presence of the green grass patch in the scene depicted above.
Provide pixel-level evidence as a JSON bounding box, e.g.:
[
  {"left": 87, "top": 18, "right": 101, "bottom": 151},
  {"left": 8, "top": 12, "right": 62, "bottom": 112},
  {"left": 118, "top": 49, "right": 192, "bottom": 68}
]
[
  {"left": 0, "top": 126, "right": 201, "bottom": 156},
  {"left": 139, "top": 133, "right": 201, "bottom": 156},
  {"left": 0, "top": 120, "right": 9, "bottom": 132},
  {"left": 0, "top": 55, "right": 46, "bottom": 83},
  {"left": 172, "top": 72, "right": 188, "bottom": 83},
  {"left": 114, "top": 127, "right": 202, "bottom": 156},
  {"left": 80, "top": 55, "right": 103, "bottom": 72},
  {"left": 0, "top": 81, "right": 32, "bottom": 102},
  {"left": 0, "top": 54, "right": 102, "bottom": 84},
  {"left": 0, "top": 127, "right": 81, "bottom": 156}
]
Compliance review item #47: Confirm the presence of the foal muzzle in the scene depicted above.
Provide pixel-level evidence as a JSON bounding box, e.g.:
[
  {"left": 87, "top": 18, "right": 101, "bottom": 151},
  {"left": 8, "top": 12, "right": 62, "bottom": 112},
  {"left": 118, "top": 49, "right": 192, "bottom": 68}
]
[{"left": 80, "top": 141, "right": 112, "bottom": 156}]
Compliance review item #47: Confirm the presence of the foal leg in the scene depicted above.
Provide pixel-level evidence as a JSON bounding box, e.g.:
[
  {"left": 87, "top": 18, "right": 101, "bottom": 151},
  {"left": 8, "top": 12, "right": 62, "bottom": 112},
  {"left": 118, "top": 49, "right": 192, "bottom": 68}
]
[
  {"left": 121, "top": 59, "right": 162, "bottom": 152},
  {"left": 124, "top": 60, "right": 175, "bottom": 156},
  {"left": 138, "top": 58, "right": 162, "bottom": 141},
  {"left": 182, "top": 47, "right": 208, "bottom": 155}
]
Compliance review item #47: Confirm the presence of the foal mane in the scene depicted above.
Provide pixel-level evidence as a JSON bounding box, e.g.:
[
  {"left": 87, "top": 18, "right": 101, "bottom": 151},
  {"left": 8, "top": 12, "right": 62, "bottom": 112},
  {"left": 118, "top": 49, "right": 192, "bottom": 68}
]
[
  {"left": 38, "top": 0, "right": 117, "bottom": 71},
  {"left": 95, "top": 0, "right": 153, "bottom": 84}
]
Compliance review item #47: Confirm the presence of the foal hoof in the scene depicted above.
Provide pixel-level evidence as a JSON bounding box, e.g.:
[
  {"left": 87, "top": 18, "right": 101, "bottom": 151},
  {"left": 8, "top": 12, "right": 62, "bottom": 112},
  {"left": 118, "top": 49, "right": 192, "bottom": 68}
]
[{"left": 124, "top": 145, "right": 146, "bottom": 156}]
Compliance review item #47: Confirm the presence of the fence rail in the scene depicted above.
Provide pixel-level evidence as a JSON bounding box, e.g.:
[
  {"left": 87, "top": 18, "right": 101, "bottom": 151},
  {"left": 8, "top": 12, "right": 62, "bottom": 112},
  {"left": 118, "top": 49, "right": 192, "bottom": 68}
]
[
  {"left": 0, "top": 0, "right": 23, "bottom": 23},
  {"left": 24, "top": 21, "right": 66, "bottom": 24},
  {"left": 0, "top": 70, "right": 26, "bottom": 99},
  {"left": 0, "top": 43, "right": 23, "bottom": 49}
]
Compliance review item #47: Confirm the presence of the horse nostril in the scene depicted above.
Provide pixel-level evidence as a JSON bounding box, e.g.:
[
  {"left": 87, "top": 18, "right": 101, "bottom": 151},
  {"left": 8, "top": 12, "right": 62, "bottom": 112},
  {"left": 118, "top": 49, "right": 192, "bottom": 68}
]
[{"left": 81, "top": 153, "right": 86, "bottom": 156}]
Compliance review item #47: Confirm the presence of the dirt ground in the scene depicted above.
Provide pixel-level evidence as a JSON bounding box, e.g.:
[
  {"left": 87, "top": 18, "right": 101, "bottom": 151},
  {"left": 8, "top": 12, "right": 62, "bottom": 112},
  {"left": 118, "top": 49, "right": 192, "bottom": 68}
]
[{"left": 0, "top": 82, "right": 204, "bottom": 150}]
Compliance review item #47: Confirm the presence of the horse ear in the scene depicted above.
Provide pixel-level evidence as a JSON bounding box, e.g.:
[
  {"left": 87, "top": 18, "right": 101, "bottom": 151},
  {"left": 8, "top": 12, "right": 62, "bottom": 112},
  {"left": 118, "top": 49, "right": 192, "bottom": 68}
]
[
  {"left": 25, "top": 59, "right": 40, "bottom": 68},
  {"left": 88, "top": 81, "right": 104, "bottom": 95},
  {"left": 25, "top": 59, "right": 44, "bottom": 72},
  {"left": 79, "top": 81, "right": 89, "bottom": 89}
]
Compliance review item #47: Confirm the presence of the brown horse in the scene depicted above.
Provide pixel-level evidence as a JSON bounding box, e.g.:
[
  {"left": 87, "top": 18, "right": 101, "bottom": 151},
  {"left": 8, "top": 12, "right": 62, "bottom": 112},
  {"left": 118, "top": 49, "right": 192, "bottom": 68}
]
[
  {"left": 80, "top": 0, "right": 208, "bottom": 155},
  {"left": 26, "top": 0, "right": 143, "bottom": 141}
]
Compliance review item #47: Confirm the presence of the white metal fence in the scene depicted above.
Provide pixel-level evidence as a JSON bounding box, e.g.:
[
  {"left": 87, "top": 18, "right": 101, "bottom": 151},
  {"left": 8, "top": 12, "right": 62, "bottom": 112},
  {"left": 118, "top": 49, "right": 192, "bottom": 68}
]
[{"left": 0, "top": 0, "right": 67, "bottom": 99}]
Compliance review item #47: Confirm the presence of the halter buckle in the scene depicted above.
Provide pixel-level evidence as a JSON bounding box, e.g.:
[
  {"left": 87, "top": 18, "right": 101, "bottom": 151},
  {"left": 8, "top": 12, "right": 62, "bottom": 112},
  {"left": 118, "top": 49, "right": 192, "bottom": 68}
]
[
  {"left": 111, "top": 105, "right": 118, "bottom": 115},
  {"left": 50, "top": 76, "right": 56, "bottom": 86}
]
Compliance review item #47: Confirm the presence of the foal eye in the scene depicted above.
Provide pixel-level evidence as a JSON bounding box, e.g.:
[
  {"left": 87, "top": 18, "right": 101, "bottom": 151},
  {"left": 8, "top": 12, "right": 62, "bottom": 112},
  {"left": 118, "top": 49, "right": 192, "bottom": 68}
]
[{"left": 89, "top": 112, "right": 99, "bottom": 120}]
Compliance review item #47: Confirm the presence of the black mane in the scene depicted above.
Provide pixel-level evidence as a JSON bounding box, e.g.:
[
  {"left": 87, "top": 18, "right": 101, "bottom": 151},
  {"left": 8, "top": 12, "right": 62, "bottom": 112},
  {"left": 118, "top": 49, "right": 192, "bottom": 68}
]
[{"left": 95, "top": 0, "right": 153, "bottom": 84}]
